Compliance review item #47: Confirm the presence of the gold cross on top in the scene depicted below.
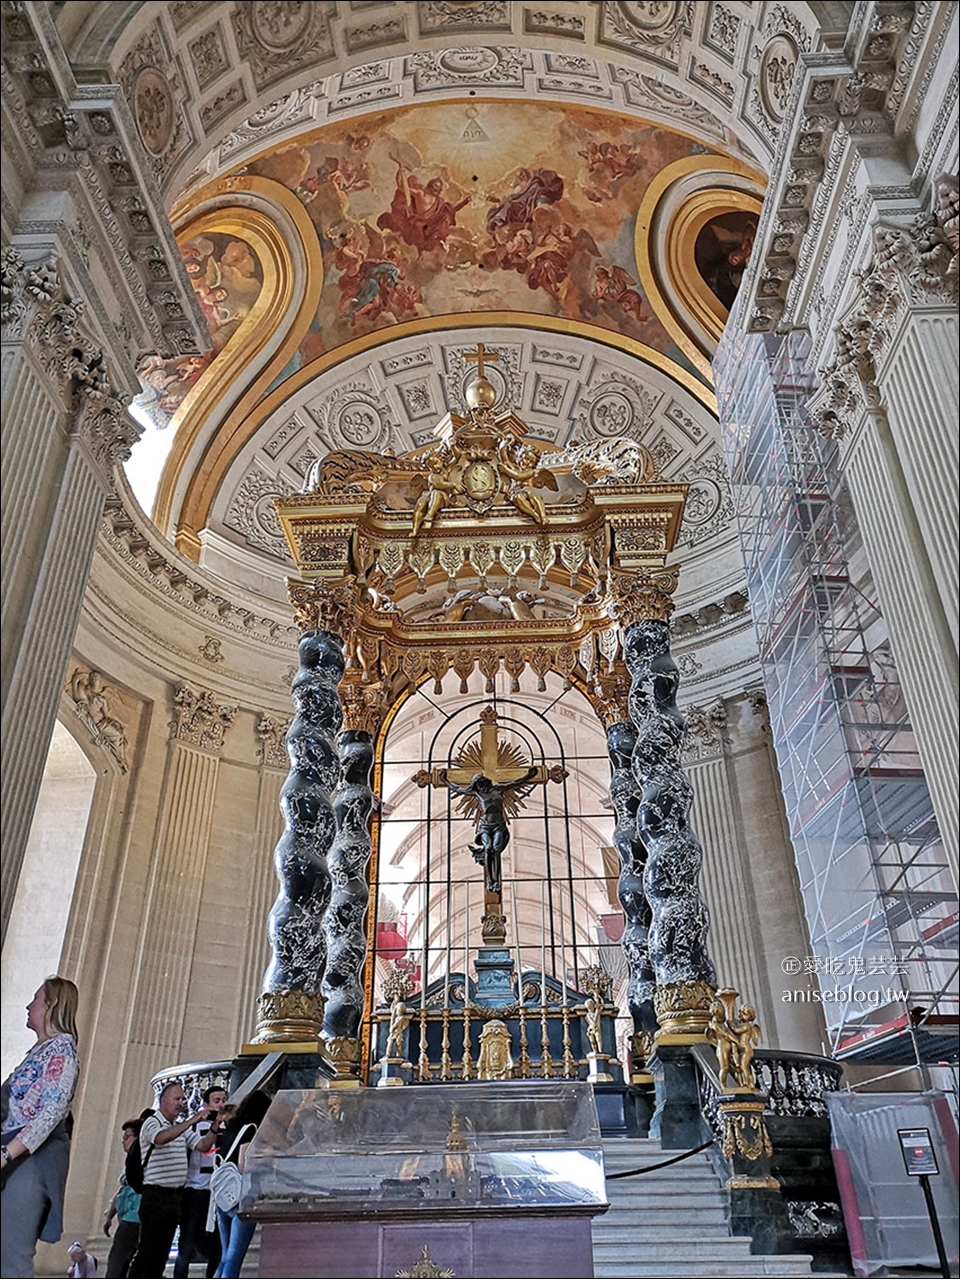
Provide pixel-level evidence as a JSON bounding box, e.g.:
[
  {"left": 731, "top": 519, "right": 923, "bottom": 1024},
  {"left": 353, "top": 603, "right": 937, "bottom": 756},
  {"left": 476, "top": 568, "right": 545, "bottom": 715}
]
[{"left": 463, "top": 343, "right": 500, "bottom": 380}]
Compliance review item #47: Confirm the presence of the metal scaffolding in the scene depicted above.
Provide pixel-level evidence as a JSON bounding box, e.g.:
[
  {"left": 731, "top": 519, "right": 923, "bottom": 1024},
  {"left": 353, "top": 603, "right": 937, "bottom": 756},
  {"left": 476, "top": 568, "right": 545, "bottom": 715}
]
[{"left": 714, "top": 323, "right": 958, "bottom": 1073}]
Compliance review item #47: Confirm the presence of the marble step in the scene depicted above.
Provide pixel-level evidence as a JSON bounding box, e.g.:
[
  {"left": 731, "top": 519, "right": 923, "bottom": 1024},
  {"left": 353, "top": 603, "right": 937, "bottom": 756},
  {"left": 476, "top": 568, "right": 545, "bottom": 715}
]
[
  {"left": 593, "top": 1236, "right": 754, "bottom": 1259},
  {"left": 594, "top": 1260, "right": 814, "bottom": 1278}
]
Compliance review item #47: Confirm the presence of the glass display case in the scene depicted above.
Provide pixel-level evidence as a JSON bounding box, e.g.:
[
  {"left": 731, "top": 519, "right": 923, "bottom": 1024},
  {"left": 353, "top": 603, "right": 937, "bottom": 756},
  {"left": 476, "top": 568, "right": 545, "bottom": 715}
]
[{"left": 242, "top": 1081, "right": 606, "bottom": 1220}]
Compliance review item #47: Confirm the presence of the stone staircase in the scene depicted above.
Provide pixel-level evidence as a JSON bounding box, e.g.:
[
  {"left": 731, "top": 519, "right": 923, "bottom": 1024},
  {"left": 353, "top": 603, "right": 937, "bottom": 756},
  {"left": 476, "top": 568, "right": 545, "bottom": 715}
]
[{"left": 594, "top": 1138, "right": 815, "bottom": 1278}]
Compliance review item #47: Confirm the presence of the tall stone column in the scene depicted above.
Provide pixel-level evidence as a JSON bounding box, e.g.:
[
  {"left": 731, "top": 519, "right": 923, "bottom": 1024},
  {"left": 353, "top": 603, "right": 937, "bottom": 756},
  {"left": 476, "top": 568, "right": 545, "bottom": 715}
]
[
  {"left": 613, "top": 571, "right": 717, "bottom": 1037},
  {"left": 810, "top": 176, "right": 960, "bottom": 882},
  {"left": 595, "top": 669, "right": 656, "bottom": 1067},
  {"left": 253, "top": 579, "right": 356, "bottom": 1046},
  {"left": 0, "top": 254, "right": 140, "bottom": 943},
  {"left": 321, "top": 685, "right": 381, "bottom": 1079}
]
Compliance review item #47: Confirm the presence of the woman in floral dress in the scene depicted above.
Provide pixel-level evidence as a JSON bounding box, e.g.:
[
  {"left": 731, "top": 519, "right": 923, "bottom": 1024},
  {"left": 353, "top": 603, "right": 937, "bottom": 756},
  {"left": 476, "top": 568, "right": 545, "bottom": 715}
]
[{"left": 1, "top": 976, "right": 81, "bottom": 1278}]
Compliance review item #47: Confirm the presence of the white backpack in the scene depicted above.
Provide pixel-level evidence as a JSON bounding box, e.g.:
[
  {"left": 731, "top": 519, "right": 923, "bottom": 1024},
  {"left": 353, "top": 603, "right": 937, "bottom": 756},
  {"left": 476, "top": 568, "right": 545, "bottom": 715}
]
[{"left": 206, "top": 1123, "right": 254, "bottom": 1227}]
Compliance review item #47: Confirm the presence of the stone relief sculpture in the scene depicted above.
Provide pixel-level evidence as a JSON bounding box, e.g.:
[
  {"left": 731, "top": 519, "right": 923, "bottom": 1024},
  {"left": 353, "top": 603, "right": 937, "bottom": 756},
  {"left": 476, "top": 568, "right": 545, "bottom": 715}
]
[{"left": 69, "top": 669, "right": 129, "bottom": 772}]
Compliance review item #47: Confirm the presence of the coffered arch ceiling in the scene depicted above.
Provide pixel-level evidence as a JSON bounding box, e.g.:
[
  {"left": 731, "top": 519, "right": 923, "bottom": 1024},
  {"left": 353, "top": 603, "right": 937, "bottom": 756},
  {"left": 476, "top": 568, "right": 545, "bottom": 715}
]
[{"left": 57, "top": 0, "right": 840, "bottom": 619}]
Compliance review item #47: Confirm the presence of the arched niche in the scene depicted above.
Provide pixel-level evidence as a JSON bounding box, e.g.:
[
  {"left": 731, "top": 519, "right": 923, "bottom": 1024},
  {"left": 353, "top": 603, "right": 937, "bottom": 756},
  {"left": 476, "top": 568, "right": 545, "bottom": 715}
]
[{"left": 0, "top": 721, "right": 97, "bottom": 1077}]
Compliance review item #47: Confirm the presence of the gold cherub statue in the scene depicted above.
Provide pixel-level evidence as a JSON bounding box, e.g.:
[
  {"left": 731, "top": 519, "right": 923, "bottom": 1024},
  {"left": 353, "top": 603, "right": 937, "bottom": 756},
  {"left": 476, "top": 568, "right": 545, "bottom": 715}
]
[{"left": 706, "top": 988, "right": 761, "bottom": 1091}]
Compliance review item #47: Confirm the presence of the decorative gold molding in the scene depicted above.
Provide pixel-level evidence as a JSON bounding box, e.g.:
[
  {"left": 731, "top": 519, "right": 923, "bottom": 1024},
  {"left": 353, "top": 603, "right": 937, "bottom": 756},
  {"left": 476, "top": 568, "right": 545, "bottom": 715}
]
[
  {"left": 153, "top": 176, "right": 324, "bottom": 549},
  {"left": 654, "top": 978, "right": 715, "bottom": 1036},
  {"left": 250, "top": 988, "right": 325, "bottom": 1045},
  {"left": 175, "top": 311, "right": 717, "bottom": 555},
  {"left": 635, "top": 156, "right": 766, "bottom": 373},
  {"left": 717, "top": 1098, "right": 774, "bottom": 1163},
  {"left": 396, "top": 1244, "right": 456, "bottom": 1279},
  {"left": 323, "top": 1034, "right": 362, "bottom": 1079},
  {"left": 666, "top": 188, "right": 763, "bottom": 345}
]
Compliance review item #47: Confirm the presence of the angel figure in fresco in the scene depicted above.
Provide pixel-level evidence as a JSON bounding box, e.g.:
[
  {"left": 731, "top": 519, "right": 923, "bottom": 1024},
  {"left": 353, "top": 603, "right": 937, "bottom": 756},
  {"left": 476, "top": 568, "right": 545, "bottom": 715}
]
[
  {"left": 592, "top": 264, "right": 648, "bottom": 322},
  {"left": 335, "top": 228, "right": 420, "bottom": 326},
  {"left": 377, "top": 162, "right": 470, "bottom": 255},
  {"left": 497, "top": 440, "right": 559, "bottom": 524},
  {"left": 578, "top": 140, "right": 643, "bottom": 203},
  {"left": 485, "top": 167, "right": 564, "bottom": 241}
]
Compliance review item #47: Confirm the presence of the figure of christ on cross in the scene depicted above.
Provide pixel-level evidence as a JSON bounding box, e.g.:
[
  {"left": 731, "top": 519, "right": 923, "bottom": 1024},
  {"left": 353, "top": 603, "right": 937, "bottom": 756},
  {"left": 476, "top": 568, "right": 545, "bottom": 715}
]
[
  {"left": 414, "top": 706, "right": 567, "bottom": 907},
  {"left": 439, "top": 767, "right": 538, "bottom": 896}
]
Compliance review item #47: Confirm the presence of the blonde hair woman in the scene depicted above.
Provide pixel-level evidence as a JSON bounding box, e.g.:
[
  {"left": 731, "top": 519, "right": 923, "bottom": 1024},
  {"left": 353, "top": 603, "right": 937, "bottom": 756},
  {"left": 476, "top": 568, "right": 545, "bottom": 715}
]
[{"left": 1, "top": 976, "right": 81, "bottom": 1278}]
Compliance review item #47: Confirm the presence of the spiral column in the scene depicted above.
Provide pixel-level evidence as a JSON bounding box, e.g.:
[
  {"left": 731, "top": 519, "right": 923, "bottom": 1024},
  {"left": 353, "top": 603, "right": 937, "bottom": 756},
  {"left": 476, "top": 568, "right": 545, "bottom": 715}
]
[
  {"left": 595, "top": 670, "right": 657, "bottom": 1066},
  {"left": 253, "top": 581, "right": 355, "bottom": 1046},
  {"left": 321, "top": 686, "right": 379, "bottom": 1079},
  {"left": 613, "top": 572, "right": 716, "bottom": 1038}
]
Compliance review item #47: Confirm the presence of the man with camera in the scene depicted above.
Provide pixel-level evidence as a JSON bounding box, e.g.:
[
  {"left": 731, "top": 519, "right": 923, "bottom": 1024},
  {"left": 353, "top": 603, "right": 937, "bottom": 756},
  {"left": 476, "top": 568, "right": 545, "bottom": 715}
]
[{"left": 128, "top": 1083, "right": 222, "bottom": 1279}]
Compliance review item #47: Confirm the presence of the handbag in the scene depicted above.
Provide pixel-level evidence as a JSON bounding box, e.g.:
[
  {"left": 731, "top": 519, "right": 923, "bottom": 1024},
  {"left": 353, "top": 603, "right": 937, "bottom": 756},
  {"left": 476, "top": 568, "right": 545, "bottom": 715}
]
[{"left": 206, "top": 1123, "right": 254, "bottom": 1228}]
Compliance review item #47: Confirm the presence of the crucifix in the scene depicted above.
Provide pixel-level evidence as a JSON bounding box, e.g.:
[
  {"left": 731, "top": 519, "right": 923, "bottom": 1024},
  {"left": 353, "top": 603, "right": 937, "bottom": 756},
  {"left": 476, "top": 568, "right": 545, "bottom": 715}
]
[
  {"left": 414, "top": 706, "right": 566, "bottom": 943},
  {"left": 463, "top": 342, "right": 500, "bottom": 381}
]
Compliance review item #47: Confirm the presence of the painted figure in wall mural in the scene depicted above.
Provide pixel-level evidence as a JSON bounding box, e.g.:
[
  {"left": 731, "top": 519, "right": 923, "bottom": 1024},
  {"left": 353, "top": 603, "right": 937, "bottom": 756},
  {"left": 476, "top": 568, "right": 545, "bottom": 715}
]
[
  {"left": 694, "top": 212, "right": 758, "bottom": 310},
  {"left": 237, "top": 101, "right": 718, "bottom": 374},
  {"left": 378, "top": 162, "right": 471, "bottom": 255}
]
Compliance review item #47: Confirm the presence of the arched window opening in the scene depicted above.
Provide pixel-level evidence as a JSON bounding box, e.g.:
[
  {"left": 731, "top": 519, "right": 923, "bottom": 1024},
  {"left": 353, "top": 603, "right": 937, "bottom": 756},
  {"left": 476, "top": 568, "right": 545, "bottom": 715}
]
[{"left": 0, "top": 721, "right": 96, "bottom": 1077}]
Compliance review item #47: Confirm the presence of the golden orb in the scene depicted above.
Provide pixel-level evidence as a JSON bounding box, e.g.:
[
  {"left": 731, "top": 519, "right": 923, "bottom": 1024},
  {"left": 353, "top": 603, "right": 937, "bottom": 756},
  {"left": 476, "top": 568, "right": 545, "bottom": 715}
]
[{"left": 465, "top": 375, "right": 497, "bottom": 409}]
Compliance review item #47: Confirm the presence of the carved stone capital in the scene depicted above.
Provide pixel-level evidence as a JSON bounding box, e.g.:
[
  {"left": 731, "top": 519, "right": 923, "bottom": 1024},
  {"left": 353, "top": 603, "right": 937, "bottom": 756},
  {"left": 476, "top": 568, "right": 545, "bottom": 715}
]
[
  {"left": 252, "top": 989, "right": 325, "bottom": 1044},
  {"left": 592, "top": 664, "right": 632, "bottom": 730},
  {"left": 4, "top": 249, "right": 142, "bottom": 468},
  {"left": 338, "top": 682, "right": 384, "bottom": 736},
  {"left": 607, "top": 568, "right": 679, "bottom": 627},
  {"left": 255, "top": 714, "right": 289, "bottom": 768},
  {"left": 683, "top": 699, "right": 728, "bottom": 762},
  {"left": 812, "top": 174, "right": 958, "bottom": 436},
  {"left": 1, "top": 250, "right": 60, "bottom": 336},
  {"left": 170, "top": 683, "right": 237, "bottom": 752},
  {"left": 288, "top": 575, "right": 360, "bottom": 635},
  {"left": 78, "top": 391, "right": 141, "bottom": 468}
]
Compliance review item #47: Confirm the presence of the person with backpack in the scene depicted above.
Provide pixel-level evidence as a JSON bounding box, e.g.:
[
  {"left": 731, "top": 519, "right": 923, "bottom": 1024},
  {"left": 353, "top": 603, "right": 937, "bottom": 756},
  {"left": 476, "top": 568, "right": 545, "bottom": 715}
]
[
  {"left": 211, "top": 1091, "right": 271, "bottom": 1279},
  {"left": 103, "top": 1118, "right": 145, "bottom": 1278},
  {"left": 127, "top": 1084, "right": 222, "bottom": 1279}
]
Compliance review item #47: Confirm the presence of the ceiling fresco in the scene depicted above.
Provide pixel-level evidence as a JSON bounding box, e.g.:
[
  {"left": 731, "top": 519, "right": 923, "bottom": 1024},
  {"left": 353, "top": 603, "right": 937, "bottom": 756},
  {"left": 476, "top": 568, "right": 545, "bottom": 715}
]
[
  {"left": 239, "top": 101, "right": 719, "bottom": 381},
  {"left": 137, "top": 229, "right": 265, "bottom": 426}
]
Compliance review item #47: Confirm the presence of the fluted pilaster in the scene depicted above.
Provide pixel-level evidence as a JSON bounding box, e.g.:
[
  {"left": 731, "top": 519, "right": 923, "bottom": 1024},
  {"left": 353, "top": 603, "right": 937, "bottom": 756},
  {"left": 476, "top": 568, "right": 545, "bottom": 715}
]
[
  {"left": 843, "top": 418, "right": 959, "bottom": 883},
  {"left": 129, "top": 740, "right": 221, "bottom": 1055},
  {"left": 238, "top": 767, "right": 284, "bottom": 1045},
  {"left": 878, "top": 310, "right": 959, "bottom": 651},
  {"left": 688, "top": 755, "right": 769, "bottom": 1034}
]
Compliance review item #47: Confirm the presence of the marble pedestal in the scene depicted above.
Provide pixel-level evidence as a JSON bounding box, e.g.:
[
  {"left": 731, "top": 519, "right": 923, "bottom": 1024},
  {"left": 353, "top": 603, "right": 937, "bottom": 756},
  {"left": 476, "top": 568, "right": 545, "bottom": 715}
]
[{"left": 257, "top": 1216, "right": 597, "bottom": 1278}]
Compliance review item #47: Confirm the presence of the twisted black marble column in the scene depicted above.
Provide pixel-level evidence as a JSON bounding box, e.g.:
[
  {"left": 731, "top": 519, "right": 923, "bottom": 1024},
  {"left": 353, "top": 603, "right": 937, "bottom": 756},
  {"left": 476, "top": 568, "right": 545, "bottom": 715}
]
[
  {"left": 321, "top": 728, "right": 374, "bottom": 1066},
  {"left": 257, "top": 630, "right": 343, "bottom": 1037},
  {"left": 624, "top": 619, "right": 716, "bottom": 1000},
  {"left": 607, "top": 720, "right": 657, "bottom": 1040}
]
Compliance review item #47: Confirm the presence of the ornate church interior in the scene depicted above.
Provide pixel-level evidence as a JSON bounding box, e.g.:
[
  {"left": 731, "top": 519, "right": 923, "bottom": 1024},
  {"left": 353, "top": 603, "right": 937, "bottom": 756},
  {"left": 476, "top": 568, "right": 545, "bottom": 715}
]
[{"left": 2, "top": 2, "right": 958, "bottom": 1276}]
